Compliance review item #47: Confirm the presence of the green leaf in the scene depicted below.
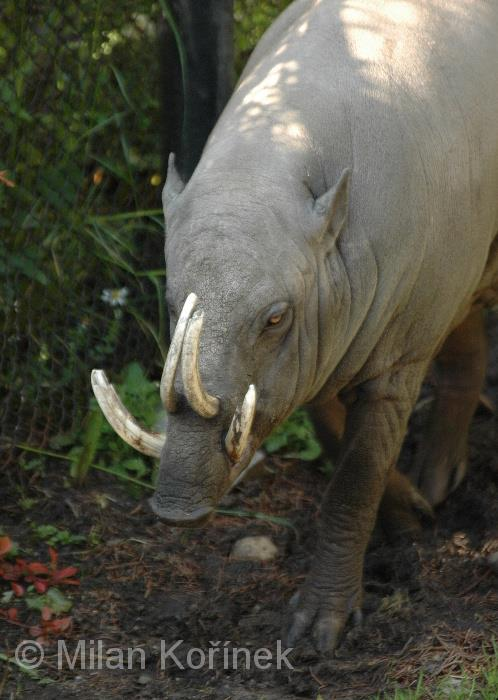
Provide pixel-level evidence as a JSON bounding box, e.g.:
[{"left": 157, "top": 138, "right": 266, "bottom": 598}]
[
  {"left": 120, "top": 361, "right": 147, "bottom": 394},
  {"left": 31, "top": 523, "right": 86, "bottom": 546},
  {"left": 70, "top": 408, "right": 103, "bottom": 485},
  {"left": 110, "top": 65, "right": 135, "bottom": 111},
  {"left": 216, "top": 508, "right": 297, "bottom": 534},
  {"left": 264, "top": 409, "right": 322, "bottom": 461},
  {"left": 1, "top": 590, "right": 15, "bottom": 604},
  {"left": 26, "top": 587, "right": 73, "bottom": 614},
  {"left": 121, "top": 457, "right": 147, "bottom": 478}
]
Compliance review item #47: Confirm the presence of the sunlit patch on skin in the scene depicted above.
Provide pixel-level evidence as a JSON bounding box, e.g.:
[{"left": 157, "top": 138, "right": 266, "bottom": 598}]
[
  {"left": 340, "top": 0, "right": 424, "bottom": 86},
  {"left": 240, "top": 60, "right": 299, "bottom": 110},
  {"left": 385, "top": 1, "right": 419, "bottom": 25},
  {"left": 344, "top": 23, "right": 385, "bottom": 62},
  {"left": 271, "top": 117, "right": 308, "bottom": 151}
]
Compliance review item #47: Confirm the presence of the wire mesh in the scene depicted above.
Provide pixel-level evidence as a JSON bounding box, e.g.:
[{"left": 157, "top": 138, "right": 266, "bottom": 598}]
[{"left": 1, "top": 0, "right": 167, "bottom": 467}]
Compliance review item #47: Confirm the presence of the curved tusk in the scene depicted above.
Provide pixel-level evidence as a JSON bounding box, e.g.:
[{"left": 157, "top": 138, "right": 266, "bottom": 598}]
[
  {"left": 160, "top": 292, "right": 198, "bottom": 412},
  {"left": 91, "top": 369, "right": 165, "bottom": 458},
  {"left": 181, "top": 311, "right": 220, "bottom": 418},
  {"left": 225, "top": 384, "right": 257, "bottom": 462}
]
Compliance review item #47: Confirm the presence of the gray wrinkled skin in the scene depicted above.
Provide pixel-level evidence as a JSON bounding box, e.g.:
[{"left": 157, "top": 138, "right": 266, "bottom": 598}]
[{"left": 152, "top": 0, "right": 498, "bottom": 650}]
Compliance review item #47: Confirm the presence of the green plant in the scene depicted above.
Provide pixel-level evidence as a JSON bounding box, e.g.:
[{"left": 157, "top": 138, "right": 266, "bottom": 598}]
[
  {"left": 30, "top": 524, "right": 86, "bottom": 547},
  {"left": 234, "top": 0, "right": 294, "bottom": 72},
  {"left": 1, "top": 0, "right": 166, "bottom": 469},
  {"left": 0, "top": 536, "right": 79, "bottom": 645},
  {"left": 373, "top": 644, "right": 498, "bottom": 699},
  {"left": 264, "top": 408, "right": 322, "bottom": 461},
  {"left": 65, "top": 361, "right": 161, "bottom": 489},
  {"left": 19, "top": 497, "right": 37, "bottom": 511},
  {"left": 19, "top": 455, "right": 46, "bottom": 475}
]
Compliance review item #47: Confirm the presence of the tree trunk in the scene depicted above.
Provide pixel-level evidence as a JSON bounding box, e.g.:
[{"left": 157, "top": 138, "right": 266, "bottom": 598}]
[{"left": 158, "top": 0, "right": 235, "bottom": 181}]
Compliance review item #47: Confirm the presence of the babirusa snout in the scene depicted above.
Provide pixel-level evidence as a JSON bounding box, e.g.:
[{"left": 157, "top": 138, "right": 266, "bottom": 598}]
[
  {"left": 160, "top": 292, "right": 198, "bottom": 412},
  {"left": 181, "top": 311, "right": 220, "bottom": 418},
  {"left": 225, "top": 384, "right": 257, "bottom": 462},
  {"left": 91, "top": 293, "right": 259, "bottom": 475},
  {"left": 91, "top": 369, "right": 165, "bottom": 457}
]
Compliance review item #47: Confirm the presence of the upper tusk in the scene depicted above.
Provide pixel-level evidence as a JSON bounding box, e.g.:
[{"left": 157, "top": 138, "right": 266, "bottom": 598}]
[
  {"left": 91, "top": 369, "right": 165, "bottom": 458},
  {"left": 160, "top": 292, "right": 198, "bottom": 412},
  {"left": 181, "top": 311, "right": 220, "bottom": 418},
  {"left": 225, "top": 384, "right": 257, "bottom": 462}
]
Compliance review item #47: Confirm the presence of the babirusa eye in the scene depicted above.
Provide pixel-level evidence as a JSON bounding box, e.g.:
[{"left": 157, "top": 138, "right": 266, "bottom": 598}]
[
  {"left": 263, "top": 302, "right": 290, "bottom": 330},
  {"left": 267, "top": 312, "right": 284, "bottom": 326}
]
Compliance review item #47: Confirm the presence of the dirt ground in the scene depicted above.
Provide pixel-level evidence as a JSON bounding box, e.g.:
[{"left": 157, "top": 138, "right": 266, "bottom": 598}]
[{"left": 1, "top": 316, "right": 497, "bottom": 699}]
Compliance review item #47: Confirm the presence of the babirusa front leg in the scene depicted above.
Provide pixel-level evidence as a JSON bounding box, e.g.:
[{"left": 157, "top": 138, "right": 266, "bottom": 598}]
[{"left": 287, "top": 366, "right": 426, "bottom": 652}]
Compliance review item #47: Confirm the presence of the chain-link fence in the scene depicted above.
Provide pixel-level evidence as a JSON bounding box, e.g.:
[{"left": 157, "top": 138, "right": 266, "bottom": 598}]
[{"left": 1, "top": 0, "right": 168, "bottom": 470}]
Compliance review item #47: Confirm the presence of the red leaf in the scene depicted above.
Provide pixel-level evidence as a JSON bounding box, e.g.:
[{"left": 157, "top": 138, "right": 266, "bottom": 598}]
[
  {"left": 0, "top": 562, "right": 23, "bottom": 581},
  {"left": 25, "top": 562, "right": 50, "bottom": 575},
  {"left": 0, "top": 536, "right": 13, "bottom": 557},
  {"left": 48, "top": 616, "right": 72, "bottom": 633},
  {"left": 34, "top": 579, "right": 48, "bottom": 593},
  {"left": 12, "top": 558, "right": 27, "bottom": 576},
  {"left": 53, "top": 566, "right": 79, "bottom": 581},
  {"left": 0, "top": 608, "right": 20, "bottom": 625},
  {"left": 41, "top": 606, "right": 53, "bottom": 621},
  {"left": 48, "top": 547, "right": 58, "bottom": 569},
  {"left": 11, "top": 582, "right": 24, "bottom": 597},
  {"left": 29, "top": 613, "right": 72, "bottom": 641}
]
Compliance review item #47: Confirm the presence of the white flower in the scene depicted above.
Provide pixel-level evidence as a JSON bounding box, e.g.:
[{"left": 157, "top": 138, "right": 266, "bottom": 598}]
[{"left": 101, "top": 287, "right": 129, "bottom": 307}]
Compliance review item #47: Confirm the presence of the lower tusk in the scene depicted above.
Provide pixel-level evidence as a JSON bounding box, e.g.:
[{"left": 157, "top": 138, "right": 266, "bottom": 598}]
[
  {"left": 225, "top": 384, "right": 257, "bottom": 462},
  {"left": 91, "top": 369, "right": 165, "bottom": 458},
  {"left": 228, "top": 448, "right": 266, "bottom": 489},
  {"left": 181, "top": 311, "right": 220, "bottom": 418},
  {"left": 160, "top": 292, "right": 198, "bottom": 412}
]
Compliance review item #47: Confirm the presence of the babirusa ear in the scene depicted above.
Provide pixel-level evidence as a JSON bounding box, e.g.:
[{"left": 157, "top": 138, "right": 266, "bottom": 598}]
[
  {"left": 162, "top": 153, "right": 185, "bottom": 214},
  {"left": 312, "top": 168, "right": 351, "bottom": 247}
]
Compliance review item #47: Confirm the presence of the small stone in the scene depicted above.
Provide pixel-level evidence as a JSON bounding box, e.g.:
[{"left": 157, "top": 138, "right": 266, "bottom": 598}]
[
  {"left": 439, "top": 677, "right": 463, "bottom": 697},
  {"left": 487, "top": 551, "right": 498, "bottom": 573},
  {"left": 230, "top": 535, "right": 278, "bottom": 562},
  {"left": 137, "top": 673, "right": 153, "bottom": 685}
]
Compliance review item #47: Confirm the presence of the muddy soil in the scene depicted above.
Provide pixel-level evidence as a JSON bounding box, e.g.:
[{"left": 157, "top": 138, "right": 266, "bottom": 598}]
[{"left": 1, "top": 316, "right": 497, "bottom": 699}]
